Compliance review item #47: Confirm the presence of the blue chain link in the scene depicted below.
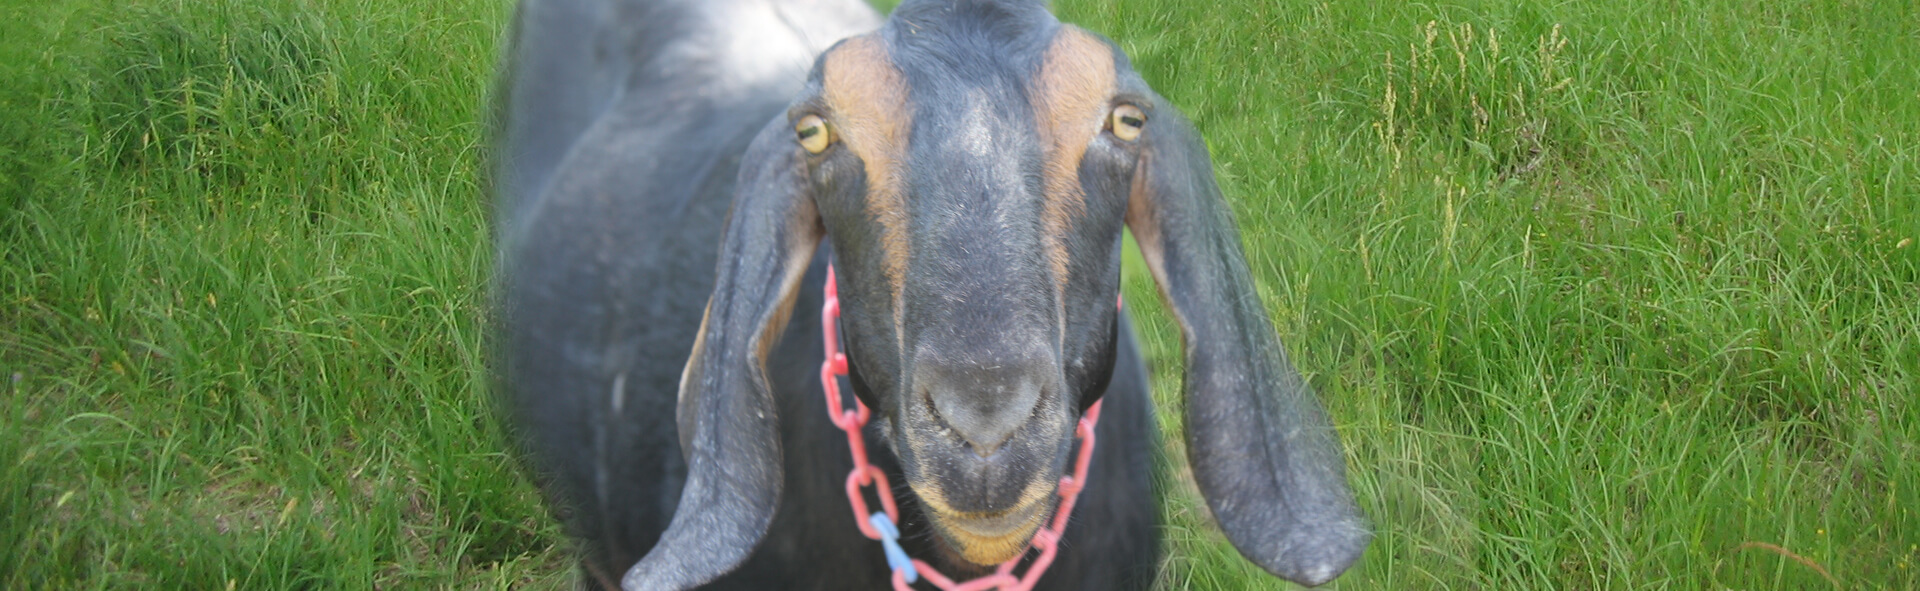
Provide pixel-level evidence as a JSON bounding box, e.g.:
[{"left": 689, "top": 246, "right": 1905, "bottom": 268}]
[{"left": 868, "top": 512, "right": 919, "bottom": 583}]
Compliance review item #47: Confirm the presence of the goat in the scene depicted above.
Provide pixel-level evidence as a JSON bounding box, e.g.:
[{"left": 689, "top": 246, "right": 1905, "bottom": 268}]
[{"left": 492, "top": 1, "right": 1371, "bottom": 589}]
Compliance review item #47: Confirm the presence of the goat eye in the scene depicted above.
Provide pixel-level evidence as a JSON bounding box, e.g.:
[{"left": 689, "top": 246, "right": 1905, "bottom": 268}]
[
  {"left": 795, "top": 115, "right": 832, "bottom": 154},
  {"left": 1109, "top": 104, "right": 1146, "bottom": 142}
]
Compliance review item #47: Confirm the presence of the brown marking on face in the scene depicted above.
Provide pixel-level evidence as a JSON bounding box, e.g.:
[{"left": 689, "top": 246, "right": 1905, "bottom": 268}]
[
  {"left": 1030, "top": 27, "right": 1117, "bottom": 335},
  {"left": 822, "top": 35, "right": 912, "bottom": 338},
  {"left": 912, "top": 475, "right": 1056, "bottom": 565}
]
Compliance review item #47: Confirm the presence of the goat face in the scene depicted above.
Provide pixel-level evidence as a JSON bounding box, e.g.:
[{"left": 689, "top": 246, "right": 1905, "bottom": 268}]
[
  {"left": 631, "top": 1, "right": 1370, "bottom": 589},
  {"left": 794, "top": 14, "right": 1134, "bottom": 566}
]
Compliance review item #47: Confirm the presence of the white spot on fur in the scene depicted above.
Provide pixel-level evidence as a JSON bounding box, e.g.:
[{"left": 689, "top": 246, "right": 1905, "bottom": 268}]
[
  {"left": 668, "top": 1, "right": 882, "bottom": 94},
  {"left": 611, "top": 372, "right": 627, "bottom": 414}
]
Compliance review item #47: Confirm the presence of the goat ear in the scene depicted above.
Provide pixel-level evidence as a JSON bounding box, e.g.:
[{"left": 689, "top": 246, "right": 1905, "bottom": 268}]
[
  {"left": 1125, "top": 104, "right": 1370, "bottom": 586},
  {"left": 623, "top": 116, "right": 821, "bottom": 591}
]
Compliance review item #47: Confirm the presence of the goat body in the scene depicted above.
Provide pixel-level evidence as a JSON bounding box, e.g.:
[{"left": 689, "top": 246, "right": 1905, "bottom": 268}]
[{"left": 495, "top": 1, "right": 1366, "bottom": 590}]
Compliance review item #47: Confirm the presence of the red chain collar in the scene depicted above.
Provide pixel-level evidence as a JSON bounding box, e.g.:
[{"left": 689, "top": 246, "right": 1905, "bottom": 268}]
[{"left": 819, "top": 265, "right": 1103, "bottom": 591}]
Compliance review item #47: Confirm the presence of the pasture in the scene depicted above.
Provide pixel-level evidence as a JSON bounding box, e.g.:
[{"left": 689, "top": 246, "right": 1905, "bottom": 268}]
[{"left": 2, "top": 0, "right": 1915, "bottom": 588}]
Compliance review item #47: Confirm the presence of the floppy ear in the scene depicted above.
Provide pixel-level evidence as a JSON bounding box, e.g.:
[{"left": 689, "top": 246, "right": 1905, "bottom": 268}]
[
  {"left": 622, "top": 116, "right": 822, "bottom": 591},
  {"left": 1125, "top": 105, "right": 1371, "bottom": 586}
]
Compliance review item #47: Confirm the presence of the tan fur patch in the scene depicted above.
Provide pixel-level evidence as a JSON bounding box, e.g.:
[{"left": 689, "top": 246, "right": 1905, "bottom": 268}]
[
  {"left": 677, "top": 301, "right": 712, "bottom": 409},
  {"left": 1125, "top": 151, "right": 1191, "bottom": 345},
  {"left": 913, "top": 477, "right": 1056, "bottom": 565},
  {"left": 1030, "top": 27, "right": 1116, "bottom": 333},
  {"left": 682, "top": 202, "right": 821, "bottom": 432},
  {"left": 753, "top": 203, "right": 825, "bottom": 367},
  {"left": 822, "top": 36, "right": 912, "bottom": 336}
]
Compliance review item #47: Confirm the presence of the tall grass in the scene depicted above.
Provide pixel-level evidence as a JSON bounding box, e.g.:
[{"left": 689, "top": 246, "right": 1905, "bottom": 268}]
[
  {"left": 2, "top": 0, "right": 560, "bottom": 587},
  {"left": 1067, "top": 0, "right": 1919, "bottom": 587},
  {"left": 2, "top": 0, "right": 1914, "bottom": 589}
]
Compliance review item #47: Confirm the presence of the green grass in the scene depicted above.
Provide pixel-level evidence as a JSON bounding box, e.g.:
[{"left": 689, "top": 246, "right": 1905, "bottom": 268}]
[{"left": 2, "top": 0, "right": 1914, "bottom": 588}]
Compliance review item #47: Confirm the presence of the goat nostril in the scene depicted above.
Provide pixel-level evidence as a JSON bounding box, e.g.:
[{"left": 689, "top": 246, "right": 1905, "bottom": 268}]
[
  {"left": 923, "top": 389, "right": 1007, "bottom": 457},
  {"left": 921, "top": 382, "right": 1043, "bottom": 459},
  {"left": 912, "top": 342, "right": 1056, "bottom": 460},
  {"left": 956, "top": 428, "right": 1007, "bottom": 458}
]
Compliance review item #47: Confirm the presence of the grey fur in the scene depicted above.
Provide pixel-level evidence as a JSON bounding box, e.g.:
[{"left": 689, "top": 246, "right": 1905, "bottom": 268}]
[{"left": 493, "top": 1, "right": 1367, "bottom": 589}]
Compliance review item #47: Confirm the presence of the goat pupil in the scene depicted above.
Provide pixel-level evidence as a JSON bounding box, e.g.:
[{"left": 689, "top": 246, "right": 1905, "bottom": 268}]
[
  {"left": 1120, "top": 115, "right": 1144, "bottom": 128},
  {"left": 797, "top": 126, "right": 821, "bottom": 139}
]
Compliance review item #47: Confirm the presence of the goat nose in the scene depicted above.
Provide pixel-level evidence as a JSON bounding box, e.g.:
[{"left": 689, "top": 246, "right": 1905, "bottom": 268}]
[{"left": 915, "top": 348, "right": 1052, "bottom": 457}]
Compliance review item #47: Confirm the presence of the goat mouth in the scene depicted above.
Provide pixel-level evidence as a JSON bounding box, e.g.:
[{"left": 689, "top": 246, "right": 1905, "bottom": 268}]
[{"left": 922, "top": 494, "right": 1052, "bottom": 565}]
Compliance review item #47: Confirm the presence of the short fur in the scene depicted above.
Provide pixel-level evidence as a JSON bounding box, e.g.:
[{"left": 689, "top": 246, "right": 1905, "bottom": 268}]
[{"left": 493, "top": 1, "right": 1369, "bottom": 589}]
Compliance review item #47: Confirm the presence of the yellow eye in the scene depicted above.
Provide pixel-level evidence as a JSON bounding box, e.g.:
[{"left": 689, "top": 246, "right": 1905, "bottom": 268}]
[
  {"left": 1109, "top": 104, "right": 1146, "bottom": 142},
  {"left": 796, "top": 114, "right": 831, "bottom": 154}
]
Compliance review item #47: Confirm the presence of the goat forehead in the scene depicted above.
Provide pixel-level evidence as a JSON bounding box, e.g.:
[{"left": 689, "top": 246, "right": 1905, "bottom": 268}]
[
  {"left": 814, "top": 26, "right": 1124, "bottom": 335},
  {"left": 899, "top": 85, "right": 1055, "bottom": 264},
  {"left": 906, "top": 85, "right": 1039, "bottom": 196},
  {"left": 949, "top": 88, "right": 1012, "bottom": 162}
]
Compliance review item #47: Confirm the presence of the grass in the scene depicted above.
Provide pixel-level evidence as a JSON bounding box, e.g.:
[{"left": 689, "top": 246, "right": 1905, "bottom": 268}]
[{"left": 1, "top": 0, "right": 1914, "bottom": 588}]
